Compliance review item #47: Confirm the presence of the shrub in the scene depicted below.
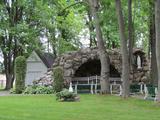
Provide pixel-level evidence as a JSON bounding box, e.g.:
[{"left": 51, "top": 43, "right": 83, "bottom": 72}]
[
  {"left": 56, "top": 89, "right": 79, "bottom": 102},
  {"left": 23, "top": 85, "right": 54, "bottom": 94},
  {"left": 23, "top": 85, "right": 36, "bottom": 94},
  {"left": 15, "top": 56, "right": 27, "bottom": 94},
  {"left": 52, "top": 67, "right": 64, "bottom": 92},
  {"left": 10, "top": 88, "right": 16, "bottom": 94},
  {"left": 35, "top": 86, "right": 54, "bottom": 94}
]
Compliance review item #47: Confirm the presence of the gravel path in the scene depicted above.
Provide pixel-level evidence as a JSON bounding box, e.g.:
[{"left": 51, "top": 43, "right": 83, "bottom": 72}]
[
  {"left": 0, "top": 90, "right": 146, "bottom": 100},
  {"left": 0, "top": 90, "right": 10, "bottom": 96}
]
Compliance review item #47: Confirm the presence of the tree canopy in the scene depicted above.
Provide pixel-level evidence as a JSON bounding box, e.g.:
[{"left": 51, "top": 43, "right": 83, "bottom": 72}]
[{"left": 1, "top": 0, "right": 160, "bottom": 101}]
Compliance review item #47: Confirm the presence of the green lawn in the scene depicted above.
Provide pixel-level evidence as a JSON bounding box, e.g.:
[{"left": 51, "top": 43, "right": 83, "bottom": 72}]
[{"left": 0, "top": 95, "right": 160, "bottom": 120}]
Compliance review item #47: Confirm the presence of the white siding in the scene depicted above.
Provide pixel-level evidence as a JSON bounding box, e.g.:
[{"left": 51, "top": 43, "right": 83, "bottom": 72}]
[
  {"left": 0, "top": 74, "right": 6, "bottom": 88},
  {"left": 25, "top": 51, "right": 48, "bottom": 86}
]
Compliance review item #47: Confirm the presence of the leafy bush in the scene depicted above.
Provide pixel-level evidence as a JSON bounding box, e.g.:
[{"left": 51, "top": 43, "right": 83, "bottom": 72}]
[
  {"left": 23, "top": 85, "right": 54, "bottom": 94},
  {"left": 35, "top": 86, "right": 54, "bottom": 94},
  {"left": 10, "top": 88, "right": 16, "bottom": 94},
  {"left": 23, "top": 86, "right": 36, "bottom": 94},
  {"left": 56, "top": 89, "right": 79, "bottom": 102},
  {"left": 15, "top": 56, "right": 27, "bottom": 94},
  {"left": 52, "top": 67, "right": 64, "bottom": 92}
]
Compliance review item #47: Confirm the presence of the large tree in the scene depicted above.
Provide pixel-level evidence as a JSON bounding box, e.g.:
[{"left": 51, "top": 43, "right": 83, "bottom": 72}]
[
  {"left": 88, "top": 0, "right": 110, "bottom": 94},
  {"left": 0, "top": 0, "right": 41, "bottom": 89},
  {"left": 115, "top": 0, "right": 130, "bottom": 98},
  {"left": 148, "top": 0, "right": 158, "bottom": 85},
  {"left": 0, "top": 0, "right": 25, "bottom": 89},
  {"left": 43, "top": 0, "right": 85, "bottom": 55},
  {"left": 0, "top": 0, "right": 87, "bottom": 89},
  {"left": 128, "top": 0, "right": 134, "bottom": 67},
  {"left": 155, "top": 0, "right": 160, "bottom": 102}
]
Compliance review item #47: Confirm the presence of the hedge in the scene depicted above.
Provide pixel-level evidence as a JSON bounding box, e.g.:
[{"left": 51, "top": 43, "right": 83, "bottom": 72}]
[
  {"left": 15, "top": 56, "right": 27, "bottom": 94},
  {"left": 52, "top": 67, "right": 64, "bottom": 93}
]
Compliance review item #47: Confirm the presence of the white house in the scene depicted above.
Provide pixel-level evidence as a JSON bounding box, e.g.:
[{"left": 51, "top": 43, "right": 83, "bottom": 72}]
[{"left": 25, "top": 51, "right": 54, "bottom": 86}]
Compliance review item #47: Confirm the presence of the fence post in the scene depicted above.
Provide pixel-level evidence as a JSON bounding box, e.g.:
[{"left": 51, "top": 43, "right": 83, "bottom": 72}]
[
  {"left": 110, "top": 84, "right": 113, "bottom": 94},
  {"left": 75, "top": 84, "right": 77, "bottom": 94},
  {"left": 119, "top": 85, "right": 122, "bottom": 96},
  {"left": 144, "top": 84, "right": 148, "bottom": 99},
  {"left": 88, "top": 77, "right": 89, "bottom": 84},
  {"left": 154, "top": 87, "right": 158, "bottom": 101},
  {"left": 91, "top": 81, "right": 93, "bottom": 94},
  {"left": 140, "top": 83, "right": 143, "bottom": 94}
]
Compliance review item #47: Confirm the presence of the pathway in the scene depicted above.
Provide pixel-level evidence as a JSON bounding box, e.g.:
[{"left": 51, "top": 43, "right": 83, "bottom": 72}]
[{"left": 0, "top": 90, "right": 10, "bottom": 96}]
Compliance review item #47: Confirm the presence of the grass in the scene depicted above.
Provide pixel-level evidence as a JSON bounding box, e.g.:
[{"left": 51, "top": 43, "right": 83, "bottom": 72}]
[{"left": 0, "top": 94, "right": 160, "bottom": 120}]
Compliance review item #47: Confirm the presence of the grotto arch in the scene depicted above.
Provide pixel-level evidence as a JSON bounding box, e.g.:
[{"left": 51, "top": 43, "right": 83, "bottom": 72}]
[
  {"left": 51, "top": 47, "right": 149, "bottom": 83},
  {"left": 74, "top": 59, "right": 120, "bottom": 78},
  {"left": 34, "top": 47, "right": 150, "bottom": 89},
  {"left": 52, "top": 48, "right": 122, "bottom": 82}
]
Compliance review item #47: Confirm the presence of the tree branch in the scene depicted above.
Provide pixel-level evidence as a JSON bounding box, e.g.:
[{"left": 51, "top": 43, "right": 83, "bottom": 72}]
[{"left": 59, "top": 1, "right": 86, "bottom": 15}]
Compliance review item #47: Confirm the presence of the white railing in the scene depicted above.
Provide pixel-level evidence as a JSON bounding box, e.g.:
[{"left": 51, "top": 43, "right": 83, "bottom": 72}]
[
  {"left": 72, "top": 76, "right": 121, "bottom": 84},
  {"left": 71, "top": 76, "right": 121, "bottom": 94}
]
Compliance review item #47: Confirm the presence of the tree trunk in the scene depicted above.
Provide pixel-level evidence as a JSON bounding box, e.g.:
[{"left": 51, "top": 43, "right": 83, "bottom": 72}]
[
  {"left": 5, "top": 74, "right": 13, "bottom": 90},
  {"left": 87, "top": 10, "right": 97, "bottom": 47},
  {"left": 149, "top": 0, "right": 158, "bottom": 85},
  {"left": 155, "top": 0, "right": 160, "bottom": 102},
  {"left": 3, "top": 54, "right": 14, "bottom": 90},
  {"left": 88, "top": 0, "right": 110, "bottom": 94},
  {"left": 128, "top": 0, "right": 134, "bottom": 67},
  {"left": 1, "top": 1, "right": 23, "bottom": 90},
  {"left": 150, "top": 20, "right": 158, "bottom": 85},
  {"left": 115, "top": 0, "right": 130, "bottom": 98}
]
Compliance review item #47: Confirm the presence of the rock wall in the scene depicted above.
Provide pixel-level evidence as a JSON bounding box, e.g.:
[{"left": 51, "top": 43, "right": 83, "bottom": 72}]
[{"left": 37, "top": 47, "right": 150, "bottom": 85}]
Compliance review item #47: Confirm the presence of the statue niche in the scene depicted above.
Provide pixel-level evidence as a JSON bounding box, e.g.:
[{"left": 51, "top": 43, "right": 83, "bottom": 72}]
[{"left": 133, "top": 49, "right": 145, "bottom": 70}]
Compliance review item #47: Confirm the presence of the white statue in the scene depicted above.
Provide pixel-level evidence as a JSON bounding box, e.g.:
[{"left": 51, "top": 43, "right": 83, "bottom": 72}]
[
  {"left": 154, "top": 87, "right": 158, "bottom": 101},
  {"left": 119, "top": 85, "right": 122, "bottom": 96},
  {"left": 69, "top": 82, "right": 73, "bottom": 92},
  {"left": 137, "top": 55, "right": 142, "bottom": 69}
]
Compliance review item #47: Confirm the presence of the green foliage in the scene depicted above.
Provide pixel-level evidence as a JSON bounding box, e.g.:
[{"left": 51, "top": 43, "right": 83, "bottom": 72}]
[
  {"left": 59, "top": 39, "right": 78, "bottom": 54},
  {"left": 23, "top": 85, "right": 37, "bottom": 94},
  {"left": 52, "top": 67, "right": 64, "bottom": 93},
  {"left": 0, "top": 0, "right": 155, "bottom": 90},
  {"left": 0, "top": 62, "right": 5, "bottom": 74},
  {"left": 100, "top": 0, "right": 120, "bottom": 48},
  {"left": 56, "top": 89, "right": 78, "bottom": 101},
  {"left": 48, "top": 0, "right": 84, "bottom": 55},
  {"left": 10, "top": 88, "right": 16, "bottom": 94},
  {"left": 23, "top": 85, "right": 54, "bottom": 94},
  {"left": 15, "top": 56, "right": 26, "bottom": 94}
]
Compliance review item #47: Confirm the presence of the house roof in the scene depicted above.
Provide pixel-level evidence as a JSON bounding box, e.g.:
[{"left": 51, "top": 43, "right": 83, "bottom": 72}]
[{"left": 36, "top": 51, "right": 55, "bottom": 68}]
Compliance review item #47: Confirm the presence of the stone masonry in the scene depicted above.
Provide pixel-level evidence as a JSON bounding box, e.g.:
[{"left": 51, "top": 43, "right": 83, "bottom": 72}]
[{"left": 37, "top": 47, "right": 149, "bottom": 85}]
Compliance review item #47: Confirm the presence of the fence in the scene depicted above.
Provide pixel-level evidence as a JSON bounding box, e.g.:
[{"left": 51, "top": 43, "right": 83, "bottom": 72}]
[{"left": 71, "top": 76, "right": 121, "bottom": 94}]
